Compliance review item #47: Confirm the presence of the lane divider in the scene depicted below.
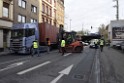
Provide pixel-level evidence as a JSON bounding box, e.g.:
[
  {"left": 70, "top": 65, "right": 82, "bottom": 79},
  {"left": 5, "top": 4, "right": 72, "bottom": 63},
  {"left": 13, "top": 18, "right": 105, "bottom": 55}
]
[
  {"left": 0, "top": 60, "right": 28, "bottom": 72},
  {"left": 17, "top": 61, "right": 51, "bottom": 75},
  {"left": 64, "top": 53, "right": 72, "bottom": 57},
  {"left": 0, "top": 57, "right": 31, "bottom": 65}
]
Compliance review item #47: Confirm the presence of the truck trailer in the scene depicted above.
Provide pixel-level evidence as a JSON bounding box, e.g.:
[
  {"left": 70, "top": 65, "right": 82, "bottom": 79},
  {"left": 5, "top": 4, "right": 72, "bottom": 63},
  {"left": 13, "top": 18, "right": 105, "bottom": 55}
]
[
  {"left": 10, "top": 23, "right": 59, "bottom": 54},
  {"left": 108, "top": 20, "right": 124, "bottom": 47}
]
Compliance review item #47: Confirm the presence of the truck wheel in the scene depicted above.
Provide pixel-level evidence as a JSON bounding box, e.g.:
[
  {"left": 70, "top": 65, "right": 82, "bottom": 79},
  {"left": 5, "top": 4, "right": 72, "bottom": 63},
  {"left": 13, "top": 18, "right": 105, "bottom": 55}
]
[
  {"left": 122, "top": 49, "right": 124, "bottom": 52},
  {"left": 75, "top": 46, "right": 82, "bottom": 53}
]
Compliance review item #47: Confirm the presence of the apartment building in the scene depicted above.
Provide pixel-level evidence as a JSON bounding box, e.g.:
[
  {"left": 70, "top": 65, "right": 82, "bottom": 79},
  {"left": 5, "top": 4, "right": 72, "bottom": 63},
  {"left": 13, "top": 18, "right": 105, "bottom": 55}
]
[
  {"left": 40, "top": 0, "right": 64, "bottom": 27},
  {"left": 41, "top": 0, "right": 54, "bottom": 25},
  {"left": 56, "top": 0, "right": 64, "bottom": 27},
  {"left": 13, "top": 0, "right": 39, "bottom": 24},
  {"left": 0, "top": 0, "right": 13, "bottom": 51}
]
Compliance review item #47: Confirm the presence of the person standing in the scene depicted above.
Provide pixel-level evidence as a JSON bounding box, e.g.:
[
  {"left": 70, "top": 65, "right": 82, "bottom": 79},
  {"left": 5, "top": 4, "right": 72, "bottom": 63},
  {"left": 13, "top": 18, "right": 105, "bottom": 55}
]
[
  {"left": 99, "top": 38, "right": 104, "bottom": 52},
  {"left": 61, "top": 38, "right": 65, "bottom": 55},
  {"left": 32, "top": 40, "right": 39, "bottom": 57},
  {"left": 46, "top": 38, "right": 51, "bottom": 53}
]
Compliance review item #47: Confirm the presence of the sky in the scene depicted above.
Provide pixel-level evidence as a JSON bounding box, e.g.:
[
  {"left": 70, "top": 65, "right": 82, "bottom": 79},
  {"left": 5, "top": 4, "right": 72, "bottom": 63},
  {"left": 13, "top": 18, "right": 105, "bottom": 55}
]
[{"left": 64, "top": 0, "right": 124, "bottom": 33}]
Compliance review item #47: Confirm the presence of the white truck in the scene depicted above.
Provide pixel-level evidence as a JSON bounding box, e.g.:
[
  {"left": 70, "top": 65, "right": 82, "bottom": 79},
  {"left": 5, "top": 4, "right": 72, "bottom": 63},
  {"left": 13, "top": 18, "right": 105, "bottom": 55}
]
[{"left": 108, "top": 20, "right": 124, "bottom": 47}]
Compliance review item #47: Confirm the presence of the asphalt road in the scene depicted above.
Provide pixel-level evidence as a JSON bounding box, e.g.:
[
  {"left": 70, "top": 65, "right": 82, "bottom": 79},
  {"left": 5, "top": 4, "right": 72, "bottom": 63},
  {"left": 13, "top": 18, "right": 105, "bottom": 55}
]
[{"left": 0, "top": 46, "right": 124, "bottom": 83}]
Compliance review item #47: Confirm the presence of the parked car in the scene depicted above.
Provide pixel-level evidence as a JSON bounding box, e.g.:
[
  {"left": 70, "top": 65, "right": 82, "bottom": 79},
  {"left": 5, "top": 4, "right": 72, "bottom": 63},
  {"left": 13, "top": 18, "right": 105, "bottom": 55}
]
[
  {"left": 89, "top": 42, "right": 95, "bottom": 48},
  {"left": 82, "top": 42, "right": 89, "bottom": 46}
]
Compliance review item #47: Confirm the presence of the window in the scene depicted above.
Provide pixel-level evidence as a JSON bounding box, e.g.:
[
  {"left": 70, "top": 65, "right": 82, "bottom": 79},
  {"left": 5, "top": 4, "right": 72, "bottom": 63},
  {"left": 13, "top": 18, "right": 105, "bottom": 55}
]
[
  {"left": 31, "top": 5, "right": 37, "bottom": 13},
  {"left": 54, "top": 0, "right": 56, "bottom": 7},
  {"left": 18, "top": 0, "right": 26, "bottom": 8},
  {"left": 3, "top": 2, "right": 9, "bottom": 18},
  {"left": 50, "top": 8, "right": 52, "bottom": 16},
  {"left": 18, "top": 15, "right": 26, "bottom": 23},
  {"left": 11, "top": 29, "right": 25, "bottom": 38},
  {"left": 46, "top": 18, "right": 48, "bottom": 23},
  {"left": 31, "top": 18, "right": 37, "bottom": 23},
  {"left": 42, "top": 4, "right": 45, "bottom": 13},
  {"left": 42, "top": 16, "right": 45, "bottom": 22},
  {"left": 50, "top": 20, "right": 52, "bottom": 25},
  {"left": 46, "top": 6, "right": 48, "bottom": 14},
  {"left": 54, "top": 10, "right": 56, "bottom": 18},
  {"left": 25, "top": 28, "right": 35, "bottom": 37}
]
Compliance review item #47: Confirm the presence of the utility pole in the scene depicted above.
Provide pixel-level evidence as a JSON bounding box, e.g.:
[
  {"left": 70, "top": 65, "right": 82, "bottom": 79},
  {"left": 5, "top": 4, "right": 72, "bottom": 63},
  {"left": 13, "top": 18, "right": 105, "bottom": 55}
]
[
  {"left": 70, "top": 19, "right": 72, "bottom": 31},
  {"left": 113, "top": 0, "right": 119, "bottom": 20},
  {"left": 82, "top": 24, "right": 84, "bottom": 35}
]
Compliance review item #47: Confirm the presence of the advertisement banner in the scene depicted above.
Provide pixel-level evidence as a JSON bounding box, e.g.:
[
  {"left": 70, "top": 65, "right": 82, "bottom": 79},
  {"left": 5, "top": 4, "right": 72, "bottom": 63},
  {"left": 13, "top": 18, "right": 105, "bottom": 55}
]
[{"left": 112, "top": 27, "right": 124, "bottom": 39}]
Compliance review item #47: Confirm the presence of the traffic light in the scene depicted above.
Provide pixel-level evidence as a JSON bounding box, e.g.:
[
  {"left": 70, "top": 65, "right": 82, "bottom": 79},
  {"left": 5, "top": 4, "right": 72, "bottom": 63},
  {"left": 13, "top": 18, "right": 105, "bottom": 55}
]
[{"left": 91, "top": 26, "right": 93, "bottom": 29}]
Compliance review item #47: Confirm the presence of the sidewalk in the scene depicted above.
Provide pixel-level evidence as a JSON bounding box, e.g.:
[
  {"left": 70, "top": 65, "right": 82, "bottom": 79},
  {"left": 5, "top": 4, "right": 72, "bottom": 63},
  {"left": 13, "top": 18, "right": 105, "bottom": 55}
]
[
  {"left": 0, "top": 49, "right": 10, "bottom": 56},
  {"left": 0, "top": 48, "right": 59, "bottom": 56}
]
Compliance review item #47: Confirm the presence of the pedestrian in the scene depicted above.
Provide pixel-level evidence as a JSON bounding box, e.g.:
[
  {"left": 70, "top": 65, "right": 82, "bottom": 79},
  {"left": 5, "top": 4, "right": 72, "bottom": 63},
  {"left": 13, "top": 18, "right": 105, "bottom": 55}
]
[
  {"left": 46, "top": 38, "right": 51, "bottom": 53},
  {"left": 99, "top": 38, "right": 104, "bottom": 52},
  {"left": 61, "top": 38, "right": 66, "bottom": 55},
  {"left": 32, "top": 40, "right": 39, "bottom": 57}
]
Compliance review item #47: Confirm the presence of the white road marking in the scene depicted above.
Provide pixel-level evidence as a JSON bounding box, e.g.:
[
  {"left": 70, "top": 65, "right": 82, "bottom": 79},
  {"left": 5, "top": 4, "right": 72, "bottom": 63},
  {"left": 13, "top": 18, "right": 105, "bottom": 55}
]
[
  {"left": 64, "top": 53, "right": 72, "bottom": 57},
  {"left": 0, "top": 61, "right": 28, "bottom": 72},
  {"left": 17, "top": 61, "right": 51, "bottom": 75},
  {"left": 51, "top": 74, "right": 64, "bottom": 83},
  {"left": 50, "top": 65, "right": 73, "bottom": 83},
  {"left": 0, "top": 57, "right": 31, "bottom": 65},
  {"left": 95, "top": 51, "right": 100, "bottom": 83}
]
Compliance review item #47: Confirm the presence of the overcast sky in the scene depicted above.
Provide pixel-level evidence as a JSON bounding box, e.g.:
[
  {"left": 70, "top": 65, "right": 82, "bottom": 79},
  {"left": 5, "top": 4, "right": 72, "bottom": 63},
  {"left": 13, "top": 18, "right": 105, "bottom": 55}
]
[{"left": 64, "top": 0, "right": 124, "bottom": 33}]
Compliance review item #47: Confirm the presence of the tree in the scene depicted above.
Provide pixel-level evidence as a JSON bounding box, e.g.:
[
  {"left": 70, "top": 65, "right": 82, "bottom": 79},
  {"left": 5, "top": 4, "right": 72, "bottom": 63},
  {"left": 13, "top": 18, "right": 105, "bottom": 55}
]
[
  {"left": 98, "top": 24, "right": 108, "bottom": 41},
  {"left": 77, "top": 30, "right": 84, "bottom": 35}
]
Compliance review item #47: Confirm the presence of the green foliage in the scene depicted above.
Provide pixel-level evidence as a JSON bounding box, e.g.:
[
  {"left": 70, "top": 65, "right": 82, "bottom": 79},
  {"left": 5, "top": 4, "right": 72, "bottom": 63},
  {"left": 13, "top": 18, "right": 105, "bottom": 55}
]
[{"left": 98, "top": 24, "right": 108, "bottom": 41}]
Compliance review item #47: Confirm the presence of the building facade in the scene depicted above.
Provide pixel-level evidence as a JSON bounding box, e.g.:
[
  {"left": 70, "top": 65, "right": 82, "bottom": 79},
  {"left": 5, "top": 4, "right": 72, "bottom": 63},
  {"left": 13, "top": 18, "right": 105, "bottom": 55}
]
[
  {"left": 41, "top": 0, "right": 55, "bottom": 25},
  {"left": 0, "top": 0, "right": 13, "bottom": 51},
  {"left": 40, "top": 0, "right": 64, "bottom": 27},
  {"left": 13, "top": 0, "right": 39, "bottom": 24},
  {"left": 13, "top": 0, "right": 64, "bottom": 26},
  {"left": 56, "top": 0, "right": 64, "bottom": 27}
]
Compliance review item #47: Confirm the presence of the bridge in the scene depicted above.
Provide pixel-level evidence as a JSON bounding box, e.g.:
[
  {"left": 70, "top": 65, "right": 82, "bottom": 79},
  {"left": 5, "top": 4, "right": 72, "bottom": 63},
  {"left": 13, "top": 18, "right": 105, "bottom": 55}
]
[{"left": 81, "top": 34, "right": 101, "bottom": 42}]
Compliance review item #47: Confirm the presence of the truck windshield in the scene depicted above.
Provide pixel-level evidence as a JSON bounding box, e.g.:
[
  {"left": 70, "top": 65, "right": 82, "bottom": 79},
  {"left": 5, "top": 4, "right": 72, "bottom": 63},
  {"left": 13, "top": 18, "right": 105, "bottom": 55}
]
[{"left": 11, "top": 29, "right": 25, "bottom": 38}]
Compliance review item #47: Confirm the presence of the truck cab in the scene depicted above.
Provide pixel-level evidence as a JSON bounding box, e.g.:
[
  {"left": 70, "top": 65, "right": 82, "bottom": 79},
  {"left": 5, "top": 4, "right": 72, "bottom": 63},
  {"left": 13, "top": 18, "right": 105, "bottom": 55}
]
[{"left": 10, "top": 23, "right": 38, "bottom": 54}]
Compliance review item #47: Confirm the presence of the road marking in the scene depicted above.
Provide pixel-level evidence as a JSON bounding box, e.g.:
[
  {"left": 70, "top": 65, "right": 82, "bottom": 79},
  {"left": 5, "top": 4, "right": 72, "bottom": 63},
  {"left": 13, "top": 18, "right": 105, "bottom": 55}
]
[
  {"left": 64, "top": 53, "right": 72, "bottom": 57},
  {"left": 95, "top": 51, "right": 100, "bottom": 83},
  {"left": 17, "top": 61, "right": 51, "bottom": 75},
  {"left": 51, "top": 74, "right": 64, "bottom": 83},
  {"left": 50, "top": 65, "right": 73, "bottom": 83},
  {"left": 0, "top": 57, "right": 31, "bottom": 65},
  {"left": 0, "top": 61, "right": 27, "bottom": 72}
]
